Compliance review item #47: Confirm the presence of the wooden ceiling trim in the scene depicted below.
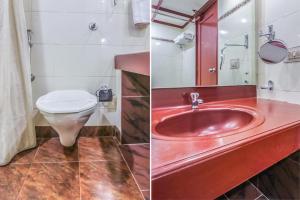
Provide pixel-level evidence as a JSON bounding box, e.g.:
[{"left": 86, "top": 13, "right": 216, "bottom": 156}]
[
  {"left": 152, "top": 0, "right": 164, "bottom": 21},
  {"left": 152, "top": 5, "right": 194, "bottom": 19},
  {"left": 152, "top": 19, "right": 183, "bottom": 29}
]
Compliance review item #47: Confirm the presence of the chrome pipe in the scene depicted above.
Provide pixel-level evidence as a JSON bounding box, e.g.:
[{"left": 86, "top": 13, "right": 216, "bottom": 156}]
[
  {"left": 27, "top": 29, "right": 33, "bottom": 48},
  {"left": 31, "top": 74, "right": 35, "bottom": 82}
]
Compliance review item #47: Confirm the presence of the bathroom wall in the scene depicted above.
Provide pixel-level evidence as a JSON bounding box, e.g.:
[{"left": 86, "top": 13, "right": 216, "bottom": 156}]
[
  {"left": 151, "top": 23, "right": 183, "bottom": 88},
  {"left": 23, "top": 0, "right": 149, "bottom": 126},
  {"left": 182, "top": 24, "right": 196, "bottom": 87},
  {"left": 257, "top": 0, "right": 300, "bottom": 104},
  {"left": 151, "top": 23, "right": 195, "bottom": 88},
  {"left": 218, "top": 0, "right": 256, "bottom": 86}
]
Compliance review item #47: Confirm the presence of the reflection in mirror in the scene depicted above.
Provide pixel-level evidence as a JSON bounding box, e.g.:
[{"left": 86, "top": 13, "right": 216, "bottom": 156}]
[
  {"left": 151, "top": 0, "right": 257, "bottom": 88},
  {"left": 259, "top": 40, "right": 288, "bottom": 64},
  {"left": 218, "top": 0, "right": 256, "bottom": 86}
]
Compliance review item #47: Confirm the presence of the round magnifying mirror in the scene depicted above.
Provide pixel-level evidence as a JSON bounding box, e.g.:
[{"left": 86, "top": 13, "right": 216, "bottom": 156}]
[{"left": 258, "top": 40, "right": 288, "bottom": 64}]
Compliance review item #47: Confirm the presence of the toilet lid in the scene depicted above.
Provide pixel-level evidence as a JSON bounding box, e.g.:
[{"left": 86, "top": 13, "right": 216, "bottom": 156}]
[{"left": 36, "top": 90, "right": 97, "bottom": 113}]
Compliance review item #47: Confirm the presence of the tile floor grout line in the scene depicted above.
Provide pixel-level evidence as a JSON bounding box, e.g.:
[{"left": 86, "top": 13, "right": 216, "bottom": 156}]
[
  {"left": 29, "top": 159, "right": 124, "bottom": 164},
  {"left": 36, "top": 135, "right": 114, "bottom": 139},
  {"left": 254, "top": 194, "right": 263, "bottom": 200},
  {"left": 264, "top": 195, "right": 271, "bottom": 200},
  {"left": 113, "top": 135, "right": 122, "bottom": 145},
  {"left": 31, "top": 161, "right": 80, "bottom": 164},
  {"left": 249, "top": 180, "right": 268, "bottom": 199},
  {"left": 224, "top": 194, "right": 230, "bottom": 200},
  {"left": 121, "top": 143, "right": 150, "bottom": 146},
  {"left": 81, "top": 136, "right": 114, "bottom": 138},
  {"left": 114, "top": 140, "right": 146, "bottom": 200},
  {"left": 16, "top": 139, "right": 40, "bottom": 199},
  {"left": 78, "top": 139, "right": 82, "bottom": 200}
]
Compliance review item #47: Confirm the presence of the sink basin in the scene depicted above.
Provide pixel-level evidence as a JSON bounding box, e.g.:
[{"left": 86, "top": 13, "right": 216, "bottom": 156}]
[{"left": 153, "top": 106, "right": 265, "bottom": 140}]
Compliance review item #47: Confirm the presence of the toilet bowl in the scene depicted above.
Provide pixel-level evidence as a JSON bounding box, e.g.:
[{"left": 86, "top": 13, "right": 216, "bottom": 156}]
[{"left": 36, "top": 90, "right": 97, "bottom": 147}]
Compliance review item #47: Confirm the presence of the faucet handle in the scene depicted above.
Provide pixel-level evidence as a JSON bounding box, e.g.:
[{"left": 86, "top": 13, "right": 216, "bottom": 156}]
[
  {"left": 197, "top": 99, "right": 203, "bottom": 104},
  {"left": 190, "top": 92, "right": 199, "bottom": 100}
]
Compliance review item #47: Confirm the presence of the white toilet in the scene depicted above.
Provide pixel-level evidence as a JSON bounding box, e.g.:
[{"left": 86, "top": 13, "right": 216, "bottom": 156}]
[{"left": 36, "top": 90, "right": 97, "bottom": 147}]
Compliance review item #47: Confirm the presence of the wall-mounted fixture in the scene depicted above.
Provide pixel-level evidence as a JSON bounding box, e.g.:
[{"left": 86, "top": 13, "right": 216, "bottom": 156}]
[
  {"left": 113, "top": 0, "right": 118, "bottom": 7},
  {"left": 258, "top": 25, "right": 288, "bottom": 64},
  {"left": 31, "top": 73, "right": 35, "bottom": 82},
  {"left": 230, "top": 59, "right": 240, "bottom": 69},
  {"left": 219, "top": 34, "right": 248, "bottom": 70},
  {"left": 259, "top": 25, "right": 275, "bottom": 41},
  {"left": 89, "top": 22, "right": 98, "bottom": 31},
  {"left": 225, "top": 34, "right": 249, "bottom": 49},
  {"left": 190, "top": 92, "right": 203, "bottom": 109},
  {"left": 174, "top": 32, "right": 194, "bottom": 46},
  {"left": 27, "top": 29, "right": 33, "bottom": 48},
  {"left": 260, "top": 80, "right": 274, "bottom": 91},
  {"left": 96, "top": 85, "right": 113, "bottom": 102},
  {"left": 284, "top": 46, "right": 300, "bottom": 63}
]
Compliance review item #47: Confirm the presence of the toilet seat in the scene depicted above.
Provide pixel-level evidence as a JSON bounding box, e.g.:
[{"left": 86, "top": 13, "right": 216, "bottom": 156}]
[{"left": 36, "top": 90, "right": 97, "bottom": 114}]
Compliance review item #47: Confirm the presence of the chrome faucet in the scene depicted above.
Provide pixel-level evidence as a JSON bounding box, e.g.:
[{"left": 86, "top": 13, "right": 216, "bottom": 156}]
[{"left": 190, "top": 92, "right": 203, "bottom": 109}]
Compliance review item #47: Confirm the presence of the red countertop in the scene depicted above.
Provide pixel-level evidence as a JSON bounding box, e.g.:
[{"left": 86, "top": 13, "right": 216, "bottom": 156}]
[
  {"left": 152, "top": 98, "right": 300, "bottom": 176},
  {"left": 152, "top": 98, "right": 300, "bottom": 199},
  {"left": 115, "top": 52, "right": 150, "bottom": 76}
]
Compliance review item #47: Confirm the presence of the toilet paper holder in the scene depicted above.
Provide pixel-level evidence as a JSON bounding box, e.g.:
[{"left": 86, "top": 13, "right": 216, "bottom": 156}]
[{"left": 96, "top": 85, "right": 113, "bottom": 102}]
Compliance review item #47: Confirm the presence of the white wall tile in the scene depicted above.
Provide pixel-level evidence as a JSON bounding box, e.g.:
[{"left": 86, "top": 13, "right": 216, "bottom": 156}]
[
  {"left": 25, "top": 12, "right": 32, "bottom": 29},
  {"left": 151, "top": 40, "right": 181, "bottom": 57},
  {"left": 31, "top": 45, "right": 55, "bottom": 76},
  {"left": 32, "top": 77, "right": 58, "bottom": 102},
  {"left": 32, "top": 44, "right": 145, "bottom": 78},
  {"left": 151, "top": 23, "right": 195, "bottom": 88},
  {"left": 258, "top": 0, "right": 300, "bottom": 26},
  {"left": 259, "top": 62, "right": 289, "bottom": 91},
  {"left": 23, "top": 0, "right": 32, "bottom": 12},
  {"left": 31, "top": 12, "right": 100, "bottom": 45},
  {"left": 30, "top": 0, "right": 148, "bottom": 126},
  {"left": 52, "top": 45, "right": 117, "bottom": 77},
  {"left": 31, "top": 0, "right": 130, "bottom": 14},
  {"left": 152, "top": 23, "right": 181, "bottom": 40},
  {"left": 31, "top": 12, "right": 148, "bottom": 46},
  {"left": 258, "top": 0, "right": 300, "bottom": 105}
]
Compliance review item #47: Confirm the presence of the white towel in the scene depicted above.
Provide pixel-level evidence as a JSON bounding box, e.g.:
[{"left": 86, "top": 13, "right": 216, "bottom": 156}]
[{"left": 132, "top": 0, "right": 150, "bottom": 28}]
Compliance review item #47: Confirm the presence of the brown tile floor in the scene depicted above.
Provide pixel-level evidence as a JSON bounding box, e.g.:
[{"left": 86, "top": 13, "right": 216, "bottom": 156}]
[
  {"left": 0, "top": 136, "right": 144, "bottom": 200},
  {"left": 217, "top": 151, "right": 300, "bottom": 200},
  {"left": 216, "top": 181, "right": 269, "bottom": 200},
  {"left": 119, "top": 144, "right": 150, "bottom": 191}
]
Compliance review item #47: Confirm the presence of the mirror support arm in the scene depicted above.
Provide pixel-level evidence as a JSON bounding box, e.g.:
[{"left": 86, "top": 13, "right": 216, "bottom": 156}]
[{"left": 259, "top": 25, "right": 275, "bottom": 41}]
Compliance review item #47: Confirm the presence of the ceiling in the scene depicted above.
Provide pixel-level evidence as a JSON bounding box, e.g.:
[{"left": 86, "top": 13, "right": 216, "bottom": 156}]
[{"left": 152, "top": 0, "right": 210, "bottom": 29}]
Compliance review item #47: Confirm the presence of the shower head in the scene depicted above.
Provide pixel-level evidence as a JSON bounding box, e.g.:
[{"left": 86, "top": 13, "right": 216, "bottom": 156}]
[{"left": 221, "top": 46, "right": 228, "bottom": 54}]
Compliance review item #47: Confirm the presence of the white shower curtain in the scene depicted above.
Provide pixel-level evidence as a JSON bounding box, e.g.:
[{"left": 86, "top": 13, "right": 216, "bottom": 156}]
[{"left": 0, "top": 0, "right": 36, "bottom": 165}]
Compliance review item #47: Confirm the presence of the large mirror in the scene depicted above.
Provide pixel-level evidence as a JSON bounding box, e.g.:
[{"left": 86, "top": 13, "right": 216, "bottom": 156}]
[{"left": 151, "top": 0, "right": 257, "bottom": 88}]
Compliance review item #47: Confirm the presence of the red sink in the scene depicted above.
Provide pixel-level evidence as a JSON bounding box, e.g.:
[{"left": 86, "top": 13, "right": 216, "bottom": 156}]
[{"left": 153, "top": 106, "right": 265, "bottom": 140}]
